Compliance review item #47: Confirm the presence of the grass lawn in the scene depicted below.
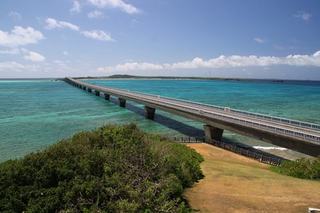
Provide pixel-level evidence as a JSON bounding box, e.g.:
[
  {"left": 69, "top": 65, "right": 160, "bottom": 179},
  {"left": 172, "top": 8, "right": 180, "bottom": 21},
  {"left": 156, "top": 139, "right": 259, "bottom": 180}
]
[{"left": 184, "top": 143, "right": 320, "bottom": 212}]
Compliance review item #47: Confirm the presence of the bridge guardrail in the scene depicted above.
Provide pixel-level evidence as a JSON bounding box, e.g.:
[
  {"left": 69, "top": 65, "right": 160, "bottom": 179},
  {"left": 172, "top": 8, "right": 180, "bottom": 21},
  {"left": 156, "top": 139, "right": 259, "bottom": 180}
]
[
  {"left": 151, "top": 97, "right": 320, "bottom": 144},
  {"left": 67, "top": 78, "right": 320, "bottom": 144},
  {"left": 115, "top": 89, "right": 320, "bottom": 144},
  {"left": 116, "top": 88, "right": 320, "bottom": 144},
  {"left": 201, "top": 110, "right": 320, "bottom": 143},
  {"left": 166, "top": 100, "right": 320, "bottom": 143},
  {"left": 119, "top": 88, "right": 320, "bottom": 131}
]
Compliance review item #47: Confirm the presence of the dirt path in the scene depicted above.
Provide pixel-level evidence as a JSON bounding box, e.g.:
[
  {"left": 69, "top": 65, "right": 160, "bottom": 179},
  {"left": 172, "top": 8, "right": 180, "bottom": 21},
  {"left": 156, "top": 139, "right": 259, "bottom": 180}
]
[{"left": 184, "top": 143, "right": 320, "bottom": 213}]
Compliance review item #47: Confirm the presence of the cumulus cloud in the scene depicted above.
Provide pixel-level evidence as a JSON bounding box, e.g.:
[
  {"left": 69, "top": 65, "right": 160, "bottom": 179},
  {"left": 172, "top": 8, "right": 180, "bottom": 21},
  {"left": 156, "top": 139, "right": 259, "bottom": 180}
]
[
  {"left": 0, "top": 61, "right": 25, "bottom": 71},
  {"left": 70, "top": 0, "right": 81, "bottom": 13},
  {"left": 45, "top": 18, "right": 80, "bottom": 31},
  {"left": 0, "top": 26, "right": 44, "bottom": 47},
  {"left": 87, "top": 0, "right": 139, "bottom": 14},
  {"left": 21, "top": 49, "right": 45, "bottom": 62},
  {"left": 0, "top": 47, "right": 45, "bottom": 62},
  {"left": 81, "top": 30, "right": 113, "bottom": 41},
  {"left": 254, "top": 37, "right": 265, "bottom": 44},
  {"left": 88, "top": 10, "right": 104, "bottom": 18},
  {"left": 98, "top": 50, "right": 320, "bottom": 72},
  {"left": 44, "top": 18, "right": 113, "bottom": 42},
  {"left": 294, "top": 11, "right": 312, "bottom": 21}
]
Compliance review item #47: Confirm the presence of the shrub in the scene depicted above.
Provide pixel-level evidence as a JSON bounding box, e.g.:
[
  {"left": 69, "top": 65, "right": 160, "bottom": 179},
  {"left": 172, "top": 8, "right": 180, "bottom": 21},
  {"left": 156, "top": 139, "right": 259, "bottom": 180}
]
[
  {"left": 272, "top": 157, "right": 320, "bottom": 180},
  {"left": 0, "top": 124, "right": 203, "bottom": 212}
]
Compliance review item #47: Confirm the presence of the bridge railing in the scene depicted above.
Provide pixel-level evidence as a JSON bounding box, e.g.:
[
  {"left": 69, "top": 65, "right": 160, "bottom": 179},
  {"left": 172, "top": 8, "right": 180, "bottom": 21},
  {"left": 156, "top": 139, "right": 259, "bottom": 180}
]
[
  {"left": 68, "top": 78, "right": 320, "bottom": 143},
  {"left": 108, "top": 87, "right": 320, "bottom": 131},
  {"left": 229, "top": 108, "right": 320, "bottom": 130},
  {"left": 122, "top": 90, "right": 320, "bottom": 143},
  {"left": 197, "top": 108, "right": 320, "bottom": 143},
  {"left": 135, "top": 93, "right": 320, "bottom": 143}
]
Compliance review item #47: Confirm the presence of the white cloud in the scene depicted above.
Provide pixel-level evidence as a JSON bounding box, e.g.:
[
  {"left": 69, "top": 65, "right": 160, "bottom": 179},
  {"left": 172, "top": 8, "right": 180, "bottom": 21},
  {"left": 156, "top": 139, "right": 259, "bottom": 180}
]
[
  {"left": 44, "top": 18, "right": 113, "bottom": 42},
  {"left": 45, "top": 18, "right": 80, "bottom": 31},
  {"left": 8, "top": 11, "right": 22, "bottom": 20},
  {"left": 87, "top": 0, "right": 139, "bottom": 14},
  {"left": 81, "top": 30, "right": 113, "bottom": 41},
  {"left": 88, "top": 10, "right": 104, "bottom": 19},
  {"left": 22, "top": 49, "right": 45, "bottom": 62},
  {"left": 98, "top": 50, "right": 320, "bottom": 72},
  {"left": 0, "top": 48, "right": 45, "bottom": 62},
  {"left": 0, "top": 60, "right": 67, "bottom": 76},
  {"left": 70, "top": 0, "right": 81, "bottom": 13},
  {"left": 63, "top": 51, "right": 69, "bottom": 56},
  {"left": 254, "top": 37, "right": 265, "bottom": 44},
  {"left": 0, "top": 61, "right": 25, "bottom": 71},
  {"left": 0, "top": 26, "right": 44, "bottom": 47},
  {"left": 294, "top": 11, "right": 312, "bottom": 21}
]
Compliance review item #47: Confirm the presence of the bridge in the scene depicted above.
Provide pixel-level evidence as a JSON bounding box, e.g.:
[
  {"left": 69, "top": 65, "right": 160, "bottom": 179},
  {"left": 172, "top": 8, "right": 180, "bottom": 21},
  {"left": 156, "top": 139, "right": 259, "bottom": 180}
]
[{"left": 65, "top": 77, "right": 320, "bottom": 157}]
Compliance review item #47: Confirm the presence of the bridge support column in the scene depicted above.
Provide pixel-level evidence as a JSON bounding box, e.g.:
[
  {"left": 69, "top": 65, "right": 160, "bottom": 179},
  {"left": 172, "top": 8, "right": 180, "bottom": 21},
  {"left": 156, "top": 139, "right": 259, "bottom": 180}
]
[
  {"left": 104, "top": 94, "right": 110, "bottom": 100},
  {"left": 83, "top": 87, "right": 86, "bottom": 90},
  {"left": 88, "top": 88, "right": 92, "bottom": 93},
  {"left": 204, "top": 125, "right": 224, "bottom": 142},
  {"left": 144, "top": 106, "right": 156, "bottom": 120},
  {"left": 95, "top": 91, "right": 100, "bottom": 96},
  {"left": 119, "top": 98, "right": 126, "bottom": 107}
]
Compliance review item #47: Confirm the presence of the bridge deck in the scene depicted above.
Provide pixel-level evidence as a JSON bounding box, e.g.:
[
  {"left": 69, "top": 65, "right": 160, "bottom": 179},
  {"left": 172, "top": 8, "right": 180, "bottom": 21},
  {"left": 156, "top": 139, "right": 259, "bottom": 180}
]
[{"left": 65, "top": 77, "right": 320, "bottom": 156}]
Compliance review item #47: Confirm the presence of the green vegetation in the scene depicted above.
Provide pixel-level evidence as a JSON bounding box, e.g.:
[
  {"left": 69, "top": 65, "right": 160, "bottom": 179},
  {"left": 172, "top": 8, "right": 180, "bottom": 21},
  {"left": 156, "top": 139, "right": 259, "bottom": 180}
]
[
  {"left": 272, "top": 158, "right": 320, "bottom": 180},
  {"left": 0, "top": 124, "right": 203, "bottom": 212}
]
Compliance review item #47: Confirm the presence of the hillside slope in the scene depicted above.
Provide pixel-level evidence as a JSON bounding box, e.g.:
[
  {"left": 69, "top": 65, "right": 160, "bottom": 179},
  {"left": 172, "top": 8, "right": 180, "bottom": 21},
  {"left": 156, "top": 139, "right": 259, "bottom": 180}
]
[{"left": 185, "top": 143, "right": 320, "bottom": 212}]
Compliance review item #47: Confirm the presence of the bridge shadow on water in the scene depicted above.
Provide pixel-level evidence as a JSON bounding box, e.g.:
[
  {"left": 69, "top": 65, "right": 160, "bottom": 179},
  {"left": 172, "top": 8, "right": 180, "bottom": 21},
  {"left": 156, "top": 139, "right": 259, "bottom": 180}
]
[
  {"left": 108, "top": 97, "right": 285, "bottom": 162},
  {"left": 100, "top": 96, "right": 260, "bottom": 146},
  {"left": 109, "top": 97, "right": 263, "bottom": 146},
  {"left": 108, "top": 97, "right": 205, "bottom": 137},
  {"left": 76, "top": 92, "right": 286, "bottom": 162}
]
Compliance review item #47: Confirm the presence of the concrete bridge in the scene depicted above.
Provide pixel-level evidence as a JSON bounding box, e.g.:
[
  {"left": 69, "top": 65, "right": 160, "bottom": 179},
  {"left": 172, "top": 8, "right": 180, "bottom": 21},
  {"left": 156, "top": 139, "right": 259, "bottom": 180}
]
[{"left": 65, "top": 77, "right": 320, "bottom": 157}]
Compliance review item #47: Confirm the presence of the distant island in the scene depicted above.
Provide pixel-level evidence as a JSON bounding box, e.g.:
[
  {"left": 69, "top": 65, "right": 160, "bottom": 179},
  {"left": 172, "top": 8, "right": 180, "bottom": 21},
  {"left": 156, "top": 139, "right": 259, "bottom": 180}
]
[
  {"left": 1, "top": 75, "right": 320, "bottom": 84},
  {"left": 76, "top": 74, "right": 286, "bottom": 82},
  {"left": 73, "top": 74, "right": 320, "bottom": 83}
]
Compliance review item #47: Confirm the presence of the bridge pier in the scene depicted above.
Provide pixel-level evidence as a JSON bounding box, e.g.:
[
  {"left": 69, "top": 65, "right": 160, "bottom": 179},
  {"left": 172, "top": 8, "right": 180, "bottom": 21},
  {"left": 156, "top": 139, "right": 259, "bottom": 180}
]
[
  {"left": 83, "top": 86, "right": 86, "bottom": 90},
  {"left": 204, "top": 125, "right": 224, "bottom": 142},
  {"left": 119, "top": 98, "right": 126, "bottom": 107},
  {"left": 104, "top": 94, "right": 110, "bottom": 100},
  {"left": 88, "top": 88, "right": 92, "bottom": 93},
  {"left": 95, "top": 91, "right": 100, "bottom": 96},
  {"left": 144, "top": 106, "right": 156, "bottom": 120}
]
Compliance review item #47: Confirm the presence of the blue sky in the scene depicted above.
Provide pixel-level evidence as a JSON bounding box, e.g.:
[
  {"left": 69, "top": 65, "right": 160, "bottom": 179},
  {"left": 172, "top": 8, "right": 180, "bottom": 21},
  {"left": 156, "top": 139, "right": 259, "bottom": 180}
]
[{"left": 0, "top": 0, "right": 320, "bottom": 79}]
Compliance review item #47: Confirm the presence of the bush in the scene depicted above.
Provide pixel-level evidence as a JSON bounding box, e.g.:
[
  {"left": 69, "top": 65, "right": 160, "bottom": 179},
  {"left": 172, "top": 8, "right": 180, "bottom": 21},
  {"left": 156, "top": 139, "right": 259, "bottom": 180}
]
[
  {"left": 272, "top": 157, "right": 320, "bottom": 180},
  {"left": 0, "top": 124, "right": 203, "bottom": 212}
]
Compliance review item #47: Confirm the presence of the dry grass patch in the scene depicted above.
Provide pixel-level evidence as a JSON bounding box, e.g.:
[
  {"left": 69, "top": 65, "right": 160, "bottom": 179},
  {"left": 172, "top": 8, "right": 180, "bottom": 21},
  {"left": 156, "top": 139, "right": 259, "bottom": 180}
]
[{"left": 184, "top": 143, "right": 320, "bottom": 213}]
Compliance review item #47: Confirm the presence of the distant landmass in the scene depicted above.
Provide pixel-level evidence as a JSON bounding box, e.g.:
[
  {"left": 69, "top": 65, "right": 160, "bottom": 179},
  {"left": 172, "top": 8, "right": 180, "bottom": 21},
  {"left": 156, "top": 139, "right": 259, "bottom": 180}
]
[
  {"left": 77, "top": 74, "right": 284, "bottom": 81},
  {"left": 1, "top": 75, "right": 320, "bottom": 84},
  {"left": 74, "top": 75, "right": 320, "bottom": 84}
]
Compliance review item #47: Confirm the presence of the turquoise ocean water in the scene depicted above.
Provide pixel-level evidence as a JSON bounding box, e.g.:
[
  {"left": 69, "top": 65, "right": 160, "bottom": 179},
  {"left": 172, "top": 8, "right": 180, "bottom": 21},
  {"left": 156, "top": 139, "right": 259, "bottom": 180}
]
[{"left": 0, "top": 79, "right": 319, "bottom": 161}]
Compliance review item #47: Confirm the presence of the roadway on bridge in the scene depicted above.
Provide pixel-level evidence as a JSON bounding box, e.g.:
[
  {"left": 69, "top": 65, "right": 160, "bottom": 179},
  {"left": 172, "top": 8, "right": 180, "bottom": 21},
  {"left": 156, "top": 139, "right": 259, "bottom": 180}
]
[{"left": 66, "top": 77, "right": 320, "bottom": 156}]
